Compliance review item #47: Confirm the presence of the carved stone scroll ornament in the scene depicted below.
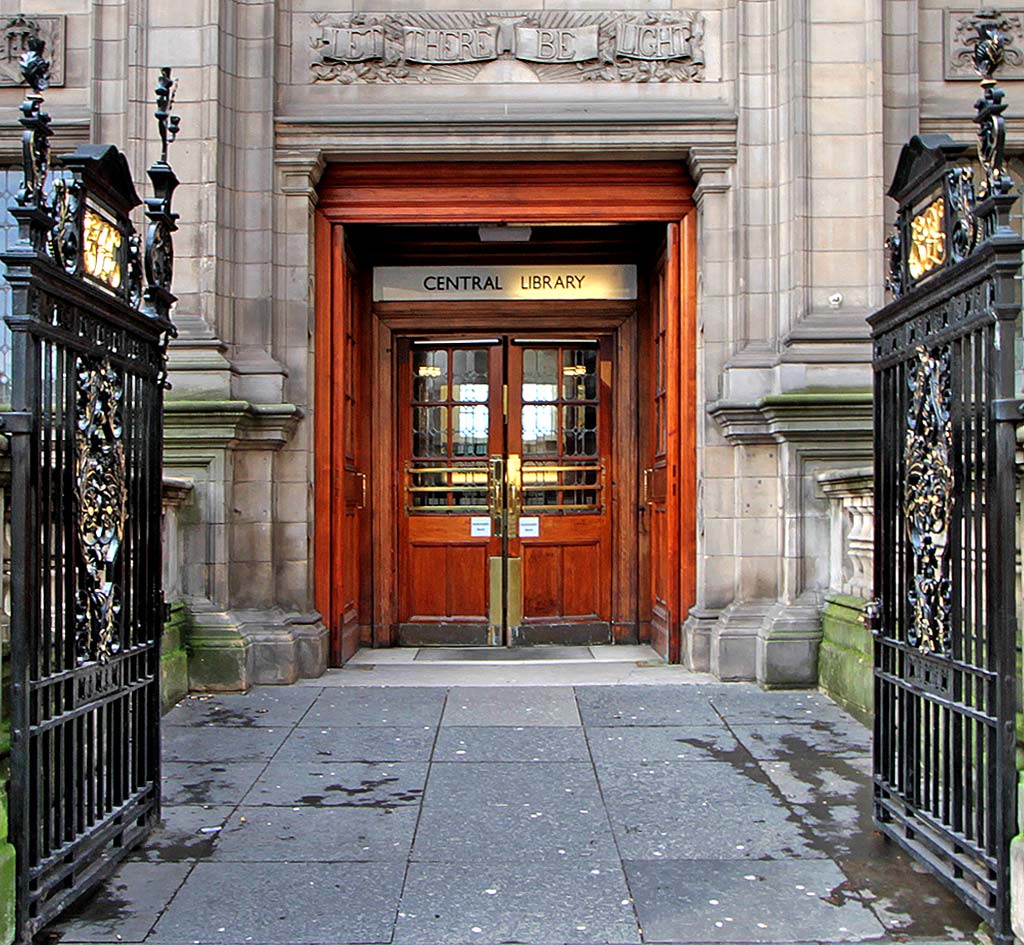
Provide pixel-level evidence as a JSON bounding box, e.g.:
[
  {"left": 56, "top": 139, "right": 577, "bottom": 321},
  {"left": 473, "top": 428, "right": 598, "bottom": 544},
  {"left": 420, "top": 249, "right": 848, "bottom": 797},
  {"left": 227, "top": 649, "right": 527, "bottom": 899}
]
[
  {"left": 309, "top": 11, "right": 705, "bottom": 84},
  {"left": 74, "top": 357, "right": 128, "bottom": 665},
  {"left": 947, "top": 9, "right": 1024, "bottom": 80},
  {"left": 903, "top": 345, "right": 954, "bottom": 656}
]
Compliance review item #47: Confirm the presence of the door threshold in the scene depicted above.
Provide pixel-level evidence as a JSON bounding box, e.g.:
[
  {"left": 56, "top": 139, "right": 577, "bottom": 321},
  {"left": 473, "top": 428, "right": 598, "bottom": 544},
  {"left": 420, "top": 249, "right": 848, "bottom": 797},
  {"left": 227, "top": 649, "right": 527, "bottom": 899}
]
[
  {"left": 415, "top": 645, "right": 594, "bottom": 663},
  {"left": 346, "top": 644, "right": 661, "bottom": 666}
]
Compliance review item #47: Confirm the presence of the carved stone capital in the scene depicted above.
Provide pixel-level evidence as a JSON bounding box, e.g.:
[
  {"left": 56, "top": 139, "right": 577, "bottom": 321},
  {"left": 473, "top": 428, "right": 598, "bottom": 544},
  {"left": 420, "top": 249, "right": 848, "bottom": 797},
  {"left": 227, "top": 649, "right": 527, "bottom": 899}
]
[
  {"left": 276, "top": 150, "right": 327, "bottom": 204},
  {"left": 687, "top": 144, "right": 735, "bottom": 203}
]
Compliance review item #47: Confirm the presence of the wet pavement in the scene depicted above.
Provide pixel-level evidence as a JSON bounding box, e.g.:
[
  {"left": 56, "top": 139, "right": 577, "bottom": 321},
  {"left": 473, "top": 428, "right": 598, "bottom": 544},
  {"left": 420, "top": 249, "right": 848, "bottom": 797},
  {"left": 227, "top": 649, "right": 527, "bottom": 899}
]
[{"left": 51, "top": 666, "right": 980, "bottom": 945}]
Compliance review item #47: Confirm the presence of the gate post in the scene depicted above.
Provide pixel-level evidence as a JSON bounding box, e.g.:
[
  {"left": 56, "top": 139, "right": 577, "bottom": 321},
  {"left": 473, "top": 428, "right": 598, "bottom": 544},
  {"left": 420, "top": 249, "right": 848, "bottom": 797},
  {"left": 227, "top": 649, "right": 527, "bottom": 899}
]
[
  {"left": 0, "top": 45, "right": 180, "bottom": 944},
  {"left": 870, "top": 14, "right": 1024, "bottom": 943}
]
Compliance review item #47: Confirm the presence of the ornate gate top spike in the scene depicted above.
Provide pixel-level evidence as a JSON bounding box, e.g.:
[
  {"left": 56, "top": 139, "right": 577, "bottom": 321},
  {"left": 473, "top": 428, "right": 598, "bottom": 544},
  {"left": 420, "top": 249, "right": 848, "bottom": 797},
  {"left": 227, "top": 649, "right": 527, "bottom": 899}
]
[
  {"left": 154, "top": 66, "right": 180, "bottom": 165},
  {"left": 19, "top": 33, "right": 48, "bottom": 92},
  {"left": 972, "top": 9, "right": 1007, "bottom": 82}
]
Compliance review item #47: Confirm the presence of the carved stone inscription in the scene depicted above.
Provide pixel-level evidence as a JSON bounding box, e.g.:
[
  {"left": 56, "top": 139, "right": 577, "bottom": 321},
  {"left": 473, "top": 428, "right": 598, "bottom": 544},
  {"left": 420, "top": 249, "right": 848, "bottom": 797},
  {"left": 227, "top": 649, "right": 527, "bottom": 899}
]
[
  {"left": 945, "top": 10, "right": 1024, "bottom": 79},
  {"left": 310, "top": 11, "right": 705, "bottom": 83}
]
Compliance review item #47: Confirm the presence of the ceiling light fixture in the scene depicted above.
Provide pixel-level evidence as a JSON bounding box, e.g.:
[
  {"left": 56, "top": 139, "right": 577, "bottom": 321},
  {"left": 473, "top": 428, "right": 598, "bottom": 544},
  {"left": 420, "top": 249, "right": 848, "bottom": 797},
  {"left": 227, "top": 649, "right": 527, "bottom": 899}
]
[{"left": 478, "top": 225, "right": 532, "bottom": 243}]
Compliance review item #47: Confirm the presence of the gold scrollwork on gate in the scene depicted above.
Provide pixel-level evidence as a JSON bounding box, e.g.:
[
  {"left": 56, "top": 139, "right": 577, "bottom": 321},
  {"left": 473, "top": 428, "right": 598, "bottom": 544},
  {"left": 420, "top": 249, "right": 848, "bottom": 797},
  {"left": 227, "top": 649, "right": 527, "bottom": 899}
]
[
  {"left": 83, "top": 209, "right": 123, "bottom": 289},
  {"left": 907, "top": 198, "right": 947, "bottom": 281},
  {"left": 904, "top": 345, "right": 953, "bottom": 655}
]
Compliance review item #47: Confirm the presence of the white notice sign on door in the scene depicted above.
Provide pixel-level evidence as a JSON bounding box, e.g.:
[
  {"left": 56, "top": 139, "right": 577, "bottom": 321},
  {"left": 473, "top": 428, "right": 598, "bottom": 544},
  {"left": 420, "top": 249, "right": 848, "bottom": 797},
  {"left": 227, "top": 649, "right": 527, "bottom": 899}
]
[
  {"left": 470, "top": 517, "right": 492, "bottom": 537},
  {"left": 519, "top": 517, "right": 540, "bottom": 538}
]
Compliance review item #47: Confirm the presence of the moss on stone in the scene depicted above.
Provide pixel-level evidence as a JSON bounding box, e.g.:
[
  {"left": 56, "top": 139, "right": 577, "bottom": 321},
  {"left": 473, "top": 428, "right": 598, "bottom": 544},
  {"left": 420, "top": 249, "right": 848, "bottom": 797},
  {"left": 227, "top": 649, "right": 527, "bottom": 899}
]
[
  {"left": 819, "top": 595, "right": 873, "bottom": 727},
  {"left": 0, "top": 789, "right": 14, "bottom": 945},
  {"left": 161, "top": 603, "right": 193, "bottom": 713}
]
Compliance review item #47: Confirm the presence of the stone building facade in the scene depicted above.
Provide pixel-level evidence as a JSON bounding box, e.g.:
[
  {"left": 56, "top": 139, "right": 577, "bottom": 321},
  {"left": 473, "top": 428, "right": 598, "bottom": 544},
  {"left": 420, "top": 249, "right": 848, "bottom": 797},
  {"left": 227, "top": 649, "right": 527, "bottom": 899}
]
[{"left": 0, "top": 0, "right": 1011, "bottom": 691}]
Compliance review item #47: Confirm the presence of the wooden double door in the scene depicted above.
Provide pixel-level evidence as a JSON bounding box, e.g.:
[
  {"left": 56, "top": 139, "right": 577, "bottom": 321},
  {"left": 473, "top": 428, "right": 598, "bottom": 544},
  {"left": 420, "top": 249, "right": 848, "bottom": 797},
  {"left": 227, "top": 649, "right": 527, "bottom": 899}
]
[{"left": 397, "top": 335, "right": 613, "bottom": 646}]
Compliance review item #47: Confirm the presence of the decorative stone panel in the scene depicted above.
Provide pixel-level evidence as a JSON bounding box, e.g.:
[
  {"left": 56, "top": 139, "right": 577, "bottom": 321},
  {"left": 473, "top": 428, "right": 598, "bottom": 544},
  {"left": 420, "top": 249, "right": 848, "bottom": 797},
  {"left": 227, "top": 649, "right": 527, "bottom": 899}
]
[
  {"left": 308, "top": 10, "right": 705, "bottom": 84},
  {"left": 0, "top": 15, "right": 64, "bottom": 87},
  {"left": 945, "top": 10, "right": 1024, "bottom": 80}
]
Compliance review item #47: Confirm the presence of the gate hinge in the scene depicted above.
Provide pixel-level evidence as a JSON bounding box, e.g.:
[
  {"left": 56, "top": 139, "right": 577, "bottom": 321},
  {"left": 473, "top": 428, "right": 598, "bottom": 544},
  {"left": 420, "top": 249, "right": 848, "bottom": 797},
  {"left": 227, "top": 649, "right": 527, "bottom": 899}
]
[
  {"left": 0, "top": 411, "right": 32, "bottom": 436},
  {"left": 993, "top": 399, "right": 1024, "bottom": 423}
]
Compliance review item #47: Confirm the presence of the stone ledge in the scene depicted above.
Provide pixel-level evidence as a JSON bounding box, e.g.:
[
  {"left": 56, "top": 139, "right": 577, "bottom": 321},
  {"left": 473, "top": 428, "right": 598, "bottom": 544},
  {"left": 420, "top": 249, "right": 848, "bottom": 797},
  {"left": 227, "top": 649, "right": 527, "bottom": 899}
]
[
  {"left": 707, "top": 389, "right": 873, "bottom": 445},
  {"left": 164, "top": 400, "right": 303, "bottom": 450}
]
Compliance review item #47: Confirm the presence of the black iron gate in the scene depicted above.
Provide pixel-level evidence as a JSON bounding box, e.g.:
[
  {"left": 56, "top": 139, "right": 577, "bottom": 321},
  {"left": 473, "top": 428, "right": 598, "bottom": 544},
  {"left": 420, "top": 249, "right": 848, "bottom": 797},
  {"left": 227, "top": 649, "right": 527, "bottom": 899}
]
[
  {"left": 2, "top": 46, "right": 180, "bottom": 942},
  {"left": 871, "top": 18, "right": 1023, "bottom": 943}
]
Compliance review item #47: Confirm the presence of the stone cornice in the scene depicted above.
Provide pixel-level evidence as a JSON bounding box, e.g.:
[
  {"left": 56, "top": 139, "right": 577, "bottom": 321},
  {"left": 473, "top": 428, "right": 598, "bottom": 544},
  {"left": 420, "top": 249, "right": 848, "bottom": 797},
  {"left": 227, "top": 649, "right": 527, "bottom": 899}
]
[
  {"left": 164, "top": 400, "right": 303, "bottom": 450},
  {"left": 273, "top": 108, "right": 738, "bottom": 158}
]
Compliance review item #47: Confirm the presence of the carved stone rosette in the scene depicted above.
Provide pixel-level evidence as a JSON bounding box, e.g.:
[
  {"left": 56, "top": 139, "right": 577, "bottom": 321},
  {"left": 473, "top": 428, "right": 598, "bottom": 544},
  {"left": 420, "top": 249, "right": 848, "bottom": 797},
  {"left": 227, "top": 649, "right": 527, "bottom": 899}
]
[
  {"left": 74, "top": 357, "right": 128, "bottom": 664},
  {"left": 903, "top": 346, "right": 954, "bottom": 656},
  {"left": 309, "top": 10, "right": 705, "bottom": 84}
]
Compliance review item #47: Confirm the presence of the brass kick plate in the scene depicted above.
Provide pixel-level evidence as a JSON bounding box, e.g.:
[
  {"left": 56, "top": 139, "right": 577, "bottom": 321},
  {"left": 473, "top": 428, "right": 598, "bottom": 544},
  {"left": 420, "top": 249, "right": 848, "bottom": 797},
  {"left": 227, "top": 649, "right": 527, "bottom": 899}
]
[
  {"left": 506, "top": 556, "right": 523, "bottom": 628},
  {"left": 487, "top": 555, "right": 524, "bottom": 642},
  {"left": 488, "top": 556, "right": 503, "bottom": 645}
]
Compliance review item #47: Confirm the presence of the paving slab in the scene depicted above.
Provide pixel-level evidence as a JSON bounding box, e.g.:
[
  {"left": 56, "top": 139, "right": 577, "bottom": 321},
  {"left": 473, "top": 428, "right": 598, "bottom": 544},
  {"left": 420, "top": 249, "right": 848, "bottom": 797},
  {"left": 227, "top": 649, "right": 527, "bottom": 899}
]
[
  {"left": 414, "top": 762, "right": 616, "bottom": 862},
  {"left": 730, "top": 719, "right": 871, "bottom": 761},
  {"left": 301, "top": 663, "right": 715, "bottom": 687},
  {"left": 162, "top": 761, "right": 267, "bottom": 806},
  {"left": 709, "top": 688, "right": 856, "bottom": 726},
  {"left": 52, "top": 861, "right": 192, "bottom": 943},
  {"left": 597, "top": 761, "right": 818, "bottom": 860},
  {"left": 442, "top": 686, "right": 581, "bottom": 726},
  {"left": 164, "top": 687, "right": 319, "bottom": 728},
  {"left": 394, "top": 859, "right": 641, "bottom": 944},
  {"left": 624, "top": 859, "right": 886, "bottom": 943},
  {"left": 211, "top": 804, "right": 420, "bottom": 861},
  {"left": 243, "top": 759, "right": 428, "bottom": 809},
  {"left": 575, "top": 685, "right": 723, "bottom": 727},
  {"left": 434, "top": 725, "right": 591, "bottom": 762},
  {"left": 148, "top": 861, "right": 406, "bottom": 944},
  {"left": 587, "top": 725, "right": 741, "bottom": 765},
  {"left": 275, "top": 725, "right": 438, "bottom": 763},
  {"left": 162, "top": 724, "right": 291, "bottom": 763},
  {"left": 129, "top": 804, "right": 236, "bottom": 862},
  {"left": 301, "top": 687, "right": 447, "bottom": 726}
]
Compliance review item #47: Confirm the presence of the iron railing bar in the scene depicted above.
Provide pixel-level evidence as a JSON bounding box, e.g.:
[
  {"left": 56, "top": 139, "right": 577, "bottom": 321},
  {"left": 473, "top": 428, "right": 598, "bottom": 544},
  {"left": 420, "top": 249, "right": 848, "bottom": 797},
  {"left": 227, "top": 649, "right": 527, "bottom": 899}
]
[
  {"left": 872, "top": 637, "right": 998, "bottom": 678},
  {"left": 26, "top": 674, "right": 156, "bottom": 734},
  {"left": 872, "top": 670, "right": 1002, "bottom": 726},
  {"left": 26, "top": 643, "right": 156, "bottom": 689},
  {"left": 28, "top": 789, "right": 153, "bottom": 886},
  {"left": 874, "top": 812, "right": 997, "bottom": 922},
  {"left": 873, "top": 790, "right": 998, "bottom": 873}
]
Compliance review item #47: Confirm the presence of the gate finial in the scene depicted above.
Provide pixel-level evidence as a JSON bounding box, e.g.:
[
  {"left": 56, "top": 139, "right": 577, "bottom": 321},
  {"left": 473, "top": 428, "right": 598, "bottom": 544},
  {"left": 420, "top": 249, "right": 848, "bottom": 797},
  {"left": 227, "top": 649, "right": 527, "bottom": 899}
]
[
  {"left": 972, "top": 9, "right": 1007, "bottom": 81},
  {"left": 972, "top": 11, "right": 1013, "bottom": 201},
  {"left": 143, "top": 67, "right": 181, "bottom": 323},
  {"left": 13, "top": 36, "right": 53, "bottom": 249}
]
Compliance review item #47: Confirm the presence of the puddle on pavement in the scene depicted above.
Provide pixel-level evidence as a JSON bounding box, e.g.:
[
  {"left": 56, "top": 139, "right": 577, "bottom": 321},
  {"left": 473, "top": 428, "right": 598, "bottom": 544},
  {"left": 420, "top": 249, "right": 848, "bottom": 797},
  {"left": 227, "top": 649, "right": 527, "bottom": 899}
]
[{"left": 704, "top": 711, "right": 980, "bottom": 940}]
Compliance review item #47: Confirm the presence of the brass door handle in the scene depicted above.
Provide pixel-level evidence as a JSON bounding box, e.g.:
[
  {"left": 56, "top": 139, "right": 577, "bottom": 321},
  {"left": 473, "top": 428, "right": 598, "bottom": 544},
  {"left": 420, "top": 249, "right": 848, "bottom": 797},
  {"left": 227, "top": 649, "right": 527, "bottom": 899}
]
[
  {"left": 506, "top": 453, "right": 522, "bottom": 535},
  {"left": 489, "top": 455, "right": 505, "bottom": 535},
  {"left": 642, "top": 467, "right": 652, "bottom": 506},
  {"left": 356, "top": 471, "right": 367, "bottom": 510}
]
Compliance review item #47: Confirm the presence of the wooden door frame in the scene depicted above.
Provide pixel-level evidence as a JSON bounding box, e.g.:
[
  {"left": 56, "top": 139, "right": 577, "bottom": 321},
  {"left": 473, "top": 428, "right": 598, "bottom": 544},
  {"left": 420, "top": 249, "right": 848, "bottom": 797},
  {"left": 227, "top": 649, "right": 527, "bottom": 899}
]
[
  {"left": 375, "top": 306, "right": 636, "bottom": 647},
  {"left": 314, "top": 161, "right": 696, "bottom": 661}
]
